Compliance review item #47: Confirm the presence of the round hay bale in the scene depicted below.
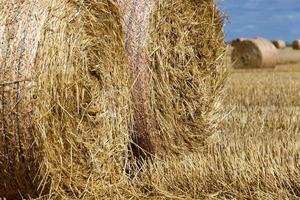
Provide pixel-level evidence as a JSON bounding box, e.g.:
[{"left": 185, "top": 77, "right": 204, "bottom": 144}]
[
  {"left": 118, "top": 0, "right": 226, "bottom": 157},
  {"left": 272, "top": 40, "right": 286, "bottom": 49},
  {"left": 231, "top": 38, "right": 247, "bottom": 46},
  {"left": 117, "top": 0, "right": 158, "bottom": 160},
  {"left": 0, "top": 0, "right": 130, "bottom": 199},
  {"left": 277, "top": 47, "right": 300, "bottom": 65},
  {"left": 232, "top": 38, "right": 278, "bottom": 68},
  {"left": 0, "top": 0, "right": 226, "bottom": 198},
  {"left": 292, "top": 40, "right": 300, "bottom": 50}
]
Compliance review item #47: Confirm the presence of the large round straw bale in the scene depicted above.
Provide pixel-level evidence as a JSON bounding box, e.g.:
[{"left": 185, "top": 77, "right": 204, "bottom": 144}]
[
  {"left": 272, "top": 40, "right": 286, "bottom": 49},
  {"left": 232, "top": 38, "right": 278, "bottom": 68},
  {"left": 0, "top": 0, "right": 226, "bottom": 198},
  {"left": 0, "top": 0, "right": 130, "bottom": 199},
  {"left": 117, "top": 0, "right": 158, "bottom": 160},
  {"left": 117, "top": 0, "right": 226, "bottom": 157},
  {"left": 292, "top": 40, "right": 300, "bottom": 50}
]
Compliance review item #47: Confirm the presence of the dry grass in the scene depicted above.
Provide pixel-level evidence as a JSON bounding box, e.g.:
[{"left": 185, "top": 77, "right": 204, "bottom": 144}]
[
  {"left": 2, "top": 0, "right": 300, "bottom": 199},
  {"left": 1, "top": 0, "right": 226, "bottom": 198},
  {"left": 117, "top": 64, "right": 300, "bottom": 200},
  {"left": 147, "top": 0, "right": 226, "bottom": 156},
  {"left": 1, "top": 0, "right": 131, "bottom": 198}
]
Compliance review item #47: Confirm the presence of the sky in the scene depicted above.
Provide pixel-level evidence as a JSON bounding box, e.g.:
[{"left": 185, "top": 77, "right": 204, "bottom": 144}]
[{"left": 219, "top": 0, "right": 300, "bottom": 43}]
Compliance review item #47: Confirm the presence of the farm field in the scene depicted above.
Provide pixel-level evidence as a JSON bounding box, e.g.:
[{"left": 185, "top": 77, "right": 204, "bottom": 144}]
[
  {"left": 127, "top": 63, "right": 300, "bottom": 199},
  {"left": 1, "top": 0, "right": 300, "bottom": 199},
  {"left": 214, "top": 63, "right": 300, "bottom": 198}
]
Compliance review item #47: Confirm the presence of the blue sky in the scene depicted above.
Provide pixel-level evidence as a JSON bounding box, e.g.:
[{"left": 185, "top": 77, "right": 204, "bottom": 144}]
[{"left": 219, "top": 0, "right": 300, "bottom": 43}]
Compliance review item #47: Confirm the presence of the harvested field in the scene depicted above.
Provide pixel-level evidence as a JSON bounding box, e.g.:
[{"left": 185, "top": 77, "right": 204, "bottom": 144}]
[
  {"left": 123, "top": 63, "right": 300, "bottom": 200},
  {"left": 1, "top": 0, "right": 299, "bottom": 199}
]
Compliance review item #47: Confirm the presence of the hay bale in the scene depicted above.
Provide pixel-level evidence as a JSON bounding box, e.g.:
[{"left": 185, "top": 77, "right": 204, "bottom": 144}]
[
  {"left": 231, "top": 38, "right": 247, "bottom": 46},
  {"left": 118, "top": 0, "right": 226, "bottom": 157},
  {"left": 232, "top": 38, "right": 278, "bottom": 68},
  {"left": 117, "top": 0, "right": 158, "bottom": 159},
  {"left": 0, "top": 0, "right": 130, "bottom": 199},
  {"left": 0, "top": 0, "right": 225, "bottom": 198},
  {"left": 272, "top": 40, "right": 286, "bottom": 49},
  {"left": 292, "top": 40, "right": 300, "bottom": 50},
  {"left": 277, "top": 47, "right": 300, "bottom": 65}
]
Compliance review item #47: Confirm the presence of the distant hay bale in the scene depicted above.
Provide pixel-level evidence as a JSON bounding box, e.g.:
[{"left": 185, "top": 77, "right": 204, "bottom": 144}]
[
  {"left": 277, "top": 47, "right": 300, "bottom": 65},
  {"left": 232, "top": 38, "right": 278, "bottom": 68},
  {"left": 231, "top": 38, "right": 247, "bottom": 46},
  {"left": 0, "top": 0, "right": 226, "bottom": 198},
  {"left": 292, "top": 40, "right": 300, "bottom": 50},
  {"left": 0, "top": 0, "right": 130, "bottom": 199},
  {"left": 272, "top": 40, "right": 286, "bottom": 49},
  {"left": 118, "top": 0, "right": 226, "bottom": 157}
]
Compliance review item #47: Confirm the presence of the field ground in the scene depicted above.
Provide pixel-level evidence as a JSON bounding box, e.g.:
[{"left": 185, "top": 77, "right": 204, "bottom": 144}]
[
  {"left": 215, "top": 63, "right": 300, "bottom": 199},
  {"left": 128, "top": 62, "right": 300, "bottom": 199}
]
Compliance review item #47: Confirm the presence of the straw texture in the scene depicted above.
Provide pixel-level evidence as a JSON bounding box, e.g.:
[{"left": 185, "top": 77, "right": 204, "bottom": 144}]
[
  {"left": 0, "top": 0, "right": 131, "bottom": 198},
  {"left": 117, "top": 0, "right": 158, "bottom": 159},
  {"left": 0, "top": 1, "right": 48, "bottom": 198},
  {"left": 232, "top": 38, "right": 278, "bottom": 68},
  {"left": 116, "top": 0, "right": 225, "bottom": 158},
  {"left": 0, "top": 0, "right": 225, "bottom": 198},
  {"left": 145, "top": 0, "right": 225, "bottom": 156}
]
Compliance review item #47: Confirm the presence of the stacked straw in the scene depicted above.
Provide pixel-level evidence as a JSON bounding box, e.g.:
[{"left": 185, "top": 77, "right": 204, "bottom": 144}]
[
  {"left": 0, "top": 0, "right": 226, "bottom": 198},
  {"left": 232, "top": 38, "right": 278, "bottom": 69},
  {"left": 293, "top": 40, "right": 300, "bottom": 50},
  {"left": 272, "top": 40, "right": 286, "bottom": 49}
]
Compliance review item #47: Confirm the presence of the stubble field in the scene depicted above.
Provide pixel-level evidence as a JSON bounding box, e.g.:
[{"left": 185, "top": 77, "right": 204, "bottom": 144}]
[
  {"left": 120, "top": 62, "right": 300, "bottom": 199},
  {"left": 217, "top": 63, "right": 300, "bottom": 199}
]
